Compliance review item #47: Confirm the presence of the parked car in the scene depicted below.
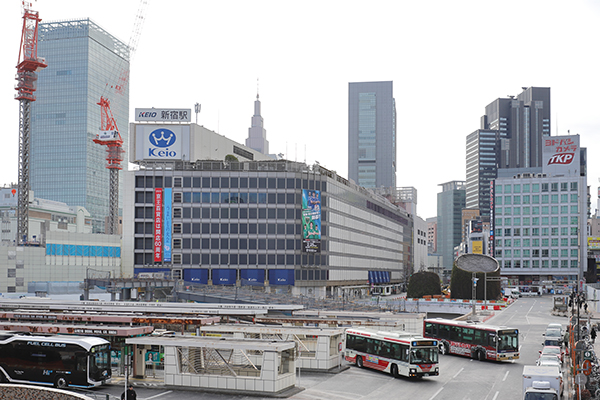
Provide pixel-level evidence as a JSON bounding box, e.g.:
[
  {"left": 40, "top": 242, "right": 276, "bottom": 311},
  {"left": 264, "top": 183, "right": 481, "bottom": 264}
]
[
  {"left": 543, "top": 328, "right": 563, "bottom": 348},
  {"left": 546, "top": 323, "right": 563, "bottom": 334},
  {"left": 536, "top": 357, "right": 563, "bottom": 376},
  {"left": 539, "top": 345, "right": 564, "bottom": 365}
]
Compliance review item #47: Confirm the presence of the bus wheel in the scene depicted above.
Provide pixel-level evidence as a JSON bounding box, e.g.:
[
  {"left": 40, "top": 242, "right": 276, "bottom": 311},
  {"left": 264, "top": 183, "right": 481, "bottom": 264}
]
[
  {"left": 54, "top": 375, "right": 68, "bottom": 389},
  {"left": 356, "top": 356, "right": 363, "bottom": 368},
  {"left": 391, "top": 364, "right": 399, "bottom": 378},
  {"left": 477, "top": 350, "right": 485, "bottom": 361}
]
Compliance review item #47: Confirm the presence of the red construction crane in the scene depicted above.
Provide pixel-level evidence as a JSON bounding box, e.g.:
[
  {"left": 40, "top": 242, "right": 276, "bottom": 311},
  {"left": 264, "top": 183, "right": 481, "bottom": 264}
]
[
  {"left": 95, "top": 0, "right": 149, "bottom": 235},
  {"left": 15, "top": 1, "right": 47, "bottom": 245},
  {"left": 93, "top": 97, "right": 124, "bottom": 235}
]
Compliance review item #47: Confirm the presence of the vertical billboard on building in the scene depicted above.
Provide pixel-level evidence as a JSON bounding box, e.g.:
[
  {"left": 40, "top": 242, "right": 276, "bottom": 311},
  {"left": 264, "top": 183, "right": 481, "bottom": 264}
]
[
  {"left": 542, "top": 135, "right": 580, "bottom": 176},
  {"left": 163, "top": 188, "right": 172, "bottom": 262},
  {"left": 302, "top": 189, "right": 321, "bottom": 253},
  {"left": 489, "top": 180, "right": 495, "bottom": 257},
  {"left": 154, "top": 189, "right": 163, "bottom": 262},
  {"left": 472, "top": 240, "right": 483, "bottom": 254}
]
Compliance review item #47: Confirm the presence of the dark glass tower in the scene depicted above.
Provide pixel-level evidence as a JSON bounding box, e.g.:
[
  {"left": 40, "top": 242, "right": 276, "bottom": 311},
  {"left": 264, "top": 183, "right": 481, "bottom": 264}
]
[
  {"left": 348, "top": 81, "right": 396, "bottom": 189},
  {"left": 467, "top": 87, "right": 551, "bottom": 218}
]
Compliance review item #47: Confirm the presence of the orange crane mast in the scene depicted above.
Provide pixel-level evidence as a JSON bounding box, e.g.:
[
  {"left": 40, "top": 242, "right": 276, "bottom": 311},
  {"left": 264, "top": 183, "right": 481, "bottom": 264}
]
[
  {"left": 15, "top": 1, "right": 46, "bottom": 244},
  {"left": 94, "top": 97, "right": 124, "bottom": 235}
]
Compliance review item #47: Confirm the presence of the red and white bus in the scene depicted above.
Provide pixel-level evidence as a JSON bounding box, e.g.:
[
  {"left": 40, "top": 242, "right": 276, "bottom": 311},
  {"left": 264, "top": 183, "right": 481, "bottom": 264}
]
[
  {"left": 423, "top": 318, "right": 519, "bottom": 361},
  {"left": 344, "top": 328, "right": 439, "bottom": 378}
]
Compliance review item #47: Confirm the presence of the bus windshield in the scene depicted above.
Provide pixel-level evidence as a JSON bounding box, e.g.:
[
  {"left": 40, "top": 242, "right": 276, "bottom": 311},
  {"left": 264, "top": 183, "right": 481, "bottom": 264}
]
[
  {"left": 90, "top": 344, "right": 111, "bottom": 380},
  {"left": 409, "top": 348, "right": 438, "bottom": 364},
  {"left": 497, "top": 330, "right": 519, "bottom": 352}
]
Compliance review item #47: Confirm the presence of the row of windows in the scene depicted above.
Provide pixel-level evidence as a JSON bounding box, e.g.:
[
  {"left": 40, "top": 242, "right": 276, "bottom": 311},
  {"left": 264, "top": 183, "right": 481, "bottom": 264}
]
[
  {"left": 135, "top": 191, "right": 305, "bottom": 206},
  {"left": 496, "top": 205, "right": 578, "bottom": 215},
  {"left": 497, "top": 227, "right": 578, "bottom": 237},
  {"left": 135, "top": 176, "right": 324, "bottom": 191},
  {"left": 499, "top": 259, "right": 578, "bottom": 268},
  {"left": 496, "top": 194, "right": 579, "bottom": 205},
  {"left": 135, "top": 237, "right": 307, "bottom": 251},
  {"left": 497, "top": 248, "right": 577, "bottom": 257},
  {"left": 495, "top": 218, "right": 578, "bottom": 227},
  {"left": 134, "top": 252, "right": 326, "bottom": 267},
  {"left": 134, "top": 222, "right": 315, "bottom": 236},
  {"left": 495, "top": 246, "right": 578, "bottom": 257},
  {"left": 496, "top": 182, "right": 578, "bottom": 194},
  {"left": 136, "top": 206, "right": 303, "bottom": 221}
]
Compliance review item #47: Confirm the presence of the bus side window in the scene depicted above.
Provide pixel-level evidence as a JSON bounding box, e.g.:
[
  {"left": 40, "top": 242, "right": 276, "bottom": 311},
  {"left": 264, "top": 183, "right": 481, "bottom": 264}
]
[
  {"left": 366, "top": 338, "right": 374, "bottom": 354},
  {"left": 450, "top": 326, "right": 460, "bottom": 342},
  {"left": 439, "top": 325, "right": 450, "bottom": 339},
  {"left": 463, "top": 328, "right": 474, "bottom": 344},
  {"left": 391, "top": 343, "right": 401, "bottom": 359},
  {"left": 346, "top": 335, "right": 354, "bottom": 350},
  {"left": 473, "top": 330, "right": 484, "bottom": 345},
  {"left": 401, "top": 344, "right": 409, "bottom": 361},
  {"left": 425, "top": 322, "right": 434, "bottom": 336},
  {"left": 381, "top": 342, "right": 391, "bottom": 358}
]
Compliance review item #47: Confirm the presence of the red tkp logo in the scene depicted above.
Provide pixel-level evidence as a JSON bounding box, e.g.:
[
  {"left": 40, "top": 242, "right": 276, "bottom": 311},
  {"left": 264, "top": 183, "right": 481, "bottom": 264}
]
[{"left": 548, "top": 153, "right": 574, "bottom": 165}]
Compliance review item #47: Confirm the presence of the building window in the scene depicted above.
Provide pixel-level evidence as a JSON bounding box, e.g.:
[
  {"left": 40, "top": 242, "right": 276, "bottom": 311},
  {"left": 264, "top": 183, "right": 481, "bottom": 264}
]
[
  {"left": 173, "top": 239, "right": 182, "bottom": 249},
  {"left": 172, "top": 254, "right": 181, "bottom": 264},
  {"left": 173, "top": 223, "right": 182, "bottom": 234},
  {"left": 174, "top": 177, "right": 182, "bottom": 188}
]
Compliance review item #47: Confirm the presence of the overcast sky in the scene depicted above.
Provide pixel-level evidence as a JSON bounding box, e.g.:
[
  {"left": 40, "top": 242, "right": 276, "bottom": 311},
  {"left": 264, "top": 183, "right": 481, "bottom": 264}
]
[{"left": 2, "top": 0, "right": 600, "bottom": 219}]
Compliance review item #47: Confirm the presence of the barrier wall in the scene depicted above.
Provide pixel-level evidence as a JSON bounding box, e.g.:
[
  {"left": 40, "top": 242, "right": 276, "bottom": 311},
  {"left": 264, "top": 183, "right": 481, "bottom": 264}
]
[{"left": 0, "top": 384, "right": 93, "bottom": 400}]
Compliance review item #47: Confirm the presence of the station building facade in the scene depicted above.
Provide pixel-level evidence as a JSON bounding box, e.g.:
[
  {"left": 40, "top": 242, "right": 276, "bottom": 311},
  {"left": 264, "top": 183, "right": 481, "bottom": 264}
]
[{"left": 123, "top": 117, "right": 412, "bottom": 298}]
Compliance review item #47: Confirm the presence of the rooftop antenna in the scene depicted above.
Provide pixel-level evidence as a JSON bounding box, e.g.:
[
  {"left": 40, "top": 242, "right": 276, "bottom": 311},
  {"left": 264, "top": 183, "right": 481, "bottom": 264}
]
[{"left": 194, "top": 103, "right": 201, "bottom": 124}]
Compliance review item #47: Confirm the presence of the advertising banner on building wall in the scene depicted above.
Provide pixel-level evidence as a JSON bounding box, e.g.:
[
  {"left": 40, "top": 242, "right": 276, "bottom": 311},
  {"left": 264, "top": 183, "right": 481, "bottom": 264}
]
[
  {"left": 489, "top": 180, "right": 495, "bottom": 256},
  {"left": 588, "top": 237, "right": 600, "bottom": 250},
  {"left": 542, "top": 134, "right": 580, "bottom": 176},
  {"left": 472, "top": 240, "right": 483, "bottom": 254},
  {"left": 302, "top": 189, "right": 321, "bottom": 253},
  {"left": 163, "top": 188, "right": 172, "bottom": 262},
  {"left": 135, "top": 125, "right": 190, "bottom": 161},
  {"left": 154, "top": 188, "right": 163, "bottom": 262}
]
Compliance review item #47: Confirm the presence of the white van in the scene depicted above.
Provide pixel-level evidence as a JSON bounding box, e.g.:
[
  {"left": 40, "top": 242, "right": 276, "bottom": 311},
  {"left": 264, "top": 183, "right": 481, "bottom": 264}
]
[{"left": 505, "top": 288, "right": 521, "bottom": 299}]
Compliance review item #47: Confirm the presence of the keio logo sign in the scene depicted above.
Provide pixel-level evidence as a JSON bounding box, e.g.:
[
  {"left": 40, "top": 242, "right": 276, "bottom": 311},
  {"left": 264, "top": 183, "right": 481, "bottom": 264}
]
[{"left": 148, "top": 129, "right": 177, "bottom": 157}]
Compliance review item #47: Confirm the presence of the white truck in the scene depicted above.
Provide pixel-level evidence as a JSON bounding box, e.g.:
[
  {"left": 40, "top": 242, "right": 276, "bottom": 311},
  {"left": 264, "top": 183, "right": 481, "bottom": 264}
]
[
  {"left": 523, "top": 365, "right": 562, "bottom": 400},
  {"left": 505, "top": 287, "right": 521, "bottom": 299}
]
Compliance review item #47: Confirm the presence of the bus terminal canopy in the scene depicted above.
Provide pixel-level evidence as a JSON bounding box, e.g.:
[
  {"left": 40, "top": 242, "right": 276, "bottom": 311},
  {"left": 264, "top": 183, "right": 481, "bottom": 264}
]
[
  {"left": 456, "top": 254, "right": 499, "bottom": 273},
  {"left": 126, "top": 335, "right": 296, "bottom": 352}
]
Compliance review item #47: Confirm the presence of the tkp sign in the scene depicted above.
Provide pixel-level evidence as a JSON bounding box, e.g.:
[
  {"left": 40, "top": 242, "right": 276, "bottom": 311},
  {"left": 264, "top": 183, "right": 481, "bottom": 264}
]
[{"left": 547, "top": 153, "right": 574, "bottom": 165}]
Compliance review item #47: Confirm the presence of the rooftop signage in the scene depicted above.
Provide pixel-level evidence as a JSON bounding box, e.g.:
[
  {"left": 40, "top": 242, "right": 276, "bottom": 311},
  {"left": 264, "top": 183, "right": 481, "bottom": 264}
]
[{"left": 135, "top": 108, "right": 191, "bottom": 122}]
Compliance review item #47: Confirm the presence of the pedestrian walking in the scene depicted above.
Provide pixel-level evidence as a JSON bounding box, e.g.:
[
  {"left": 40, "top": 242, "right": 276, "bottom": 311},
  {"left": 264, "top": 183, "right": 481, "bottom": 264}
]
[
  {"left": 121, "top": 384, "right": 137, "bottom": 400},
  {"left": 591, "top": 327, "right": 597, "bottom": 344}
]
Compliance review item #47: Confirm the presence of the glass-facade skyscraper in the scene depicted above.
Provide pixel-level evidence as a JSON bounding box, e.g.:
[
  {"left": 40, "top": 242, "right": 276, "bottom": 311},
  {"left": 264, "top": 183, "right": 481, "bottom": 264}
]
[
  {"left": 348, "top": 81, "right": 396, "bottom": 189},
  {"left": 32, "top": 19, "right": 129, "bottom": 233},
  {"left": 437, "top": 181, "right": 466, "bottom": 274}
]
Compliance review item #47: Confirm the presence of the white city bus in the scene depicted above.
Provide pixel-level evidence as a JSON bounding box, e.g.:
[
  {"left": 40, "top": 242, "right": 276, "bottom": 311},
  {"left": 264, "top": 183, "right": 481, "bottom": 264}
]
[
  {"left": 344, "top": 328, "right": 439, "bottom": 378},
  {"left": 0, "top": 331, "right": 111, "bottom": 388}
]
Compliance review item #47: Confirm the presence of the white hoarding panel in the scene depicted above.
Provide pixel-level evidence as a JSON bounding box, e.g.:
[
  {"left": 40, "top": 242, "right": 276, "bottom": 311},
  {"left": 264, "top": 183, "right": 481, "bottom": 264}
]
[
  {"left": 542, "top": 134, "right": 580, "bottom": 176},
  {"left": 96, "top": 130, "right": 119, "bottom": 141},
  {"left": 135, "top": 125, "right": 190, "bottom": 161},
  {"left": 135, "top": 108, "right": 191, "bottom": 122}
]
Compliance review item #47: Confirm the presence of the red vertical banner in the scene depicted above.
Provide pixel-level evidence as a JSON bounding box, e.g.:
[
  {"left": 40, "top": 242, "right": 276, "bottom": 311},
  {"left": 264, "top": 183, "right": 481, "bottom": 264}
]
[{"left": 154, "top": 188, "right": 163, "bottom": 262}]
